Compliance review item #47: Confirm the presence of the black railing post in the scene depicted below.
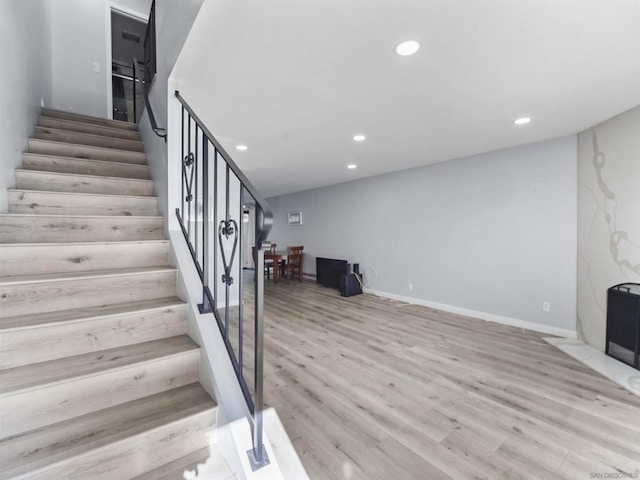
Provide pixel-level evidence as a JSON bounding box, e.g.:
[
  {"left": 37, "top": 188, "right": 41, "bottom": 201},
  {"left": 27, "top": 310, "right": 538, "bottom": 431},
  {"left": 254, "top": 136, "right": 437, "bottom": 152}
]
[
  {"left": 248, "top": 242, "right": 268, "bottom": 470},
  {"left": 132, "top": 59, "right": 137, "bottom": 123}
]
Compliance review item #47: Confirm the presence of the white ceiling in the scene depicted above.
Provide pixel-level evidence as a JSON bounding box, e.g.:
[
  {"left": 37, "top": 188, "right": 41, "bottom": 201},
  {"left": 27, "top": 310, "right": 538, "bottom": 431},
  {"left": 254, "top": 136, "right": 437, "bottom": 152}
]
[{"left": 173, "top": 0, "right": 640, "bottom": 198}]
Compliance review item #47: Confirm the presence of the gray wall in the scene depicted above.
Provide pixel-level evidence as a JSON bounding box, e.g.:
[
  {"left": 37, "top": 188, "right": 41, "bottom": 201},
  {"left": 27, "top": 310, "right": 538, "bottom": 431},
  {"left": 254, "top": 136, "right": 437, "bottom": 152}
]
[
  {"left": 268, "top": 136, "right": 578, "bottom": 334},
  {"left": 0, "top": 0, "right": 51, "bottom": 213},
  {"left": 578, "top": 106, "right": 640, "bottom": 351}
]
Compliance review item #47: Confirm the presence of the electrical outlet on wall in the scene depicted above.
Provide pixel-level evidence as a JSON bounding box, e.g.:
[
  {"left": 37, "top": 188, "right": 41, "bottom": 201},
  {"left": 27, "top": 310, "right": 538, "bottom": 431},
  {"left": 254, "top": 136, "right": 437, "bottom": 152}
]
[
  {"left": 542, "top": 301, "right": 551, "bottom": 312},
  {"left": 408, "top": 282, "right": 414, "bottom": 291},
  {"left": 92, "top": 62, "right": 101, "bottom": 73}
]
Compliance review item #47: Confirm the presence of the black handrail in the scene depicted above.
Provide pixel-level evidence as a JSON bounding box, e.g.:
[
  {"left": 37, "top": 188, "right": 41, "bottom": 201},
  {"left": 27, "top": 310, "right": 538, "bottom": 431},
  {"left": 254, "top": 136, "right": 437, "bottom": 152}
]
[
  {"left": 174, "top": 90, "right": 273, "bottom": 469},
  {"left": 132, "top": 57, "right": 166, "bottom": 140}
]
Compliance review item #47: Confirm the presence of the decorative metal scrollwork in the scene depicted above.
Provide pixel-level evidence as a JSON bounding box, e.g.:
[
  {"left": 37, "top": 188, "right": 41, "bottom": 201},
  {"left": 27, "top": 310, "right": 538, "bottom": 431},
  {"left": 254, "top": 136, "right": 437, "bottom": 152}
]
[
  {"left": 183, "top": 152, "right": 195, "bottom": 202},
  {"left": 218, "top": 219, "right": 238, "bottom": 286}
]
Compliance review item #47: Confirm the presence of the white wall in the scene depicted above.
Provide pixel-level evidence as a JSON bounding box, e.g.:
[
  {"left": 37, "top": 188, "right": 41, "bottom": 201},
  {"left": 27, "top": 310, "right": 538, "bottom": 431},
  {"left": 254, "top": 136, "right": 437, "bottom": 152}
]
[
  {"left": 0, "top": 0, "right": 51, "bottom": 213},
  {"left": 48, "top": 0, "right": 151, "bottom": 118},
  {"left": 268, "top": 136, "right": 579, "bottom": 336},
  {"left": 578, "top": 106, "right": 640, "bottom": 351}
]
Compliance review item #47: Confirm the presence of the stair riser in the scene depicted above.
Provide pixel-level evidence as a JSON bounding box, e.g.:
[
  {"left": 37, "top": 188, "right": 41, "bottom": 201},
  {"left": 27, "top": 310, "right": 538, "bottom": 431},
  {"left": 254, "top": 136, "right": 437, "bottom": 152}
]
[
  {"left": 16, "top": 170, "right": 155, "bottom": 196},
  {"left": 0, "top": 350, "right": 201, "bottom": 438},
  {"left": 131, "top": 448, "right": 211, "bottom": 480},
  {"left": 0, "top": 305, "right": 187, "bottom": 369},
  {"left": 0, "top": 242, "right": 169, "bottom": 276},
  {"left": 41, "top": 109, "right": 138, "bottom": 131},
  {"left": 0, "top": 215, "right": 163, "bottom": 243},
  {"left": 29, "top": 139, "right": 146, "bottom": 165},
  {"left": 0, "top": 270, "right": 176, "bottom": 318},
  {"left": 38, "top": 117, "right": 141, "bottom": 141},
  {"left": 22, "top": 154, "right": 151, "bottom": 179},
  {"left": 7, "top": 408, "right": 215, "bottom": 480},
  {"left": 32, "top": 128, "right": 144, "bottom": 152},
  {"left": 8, "top": 191, "right": 158, "bottom": 216}
]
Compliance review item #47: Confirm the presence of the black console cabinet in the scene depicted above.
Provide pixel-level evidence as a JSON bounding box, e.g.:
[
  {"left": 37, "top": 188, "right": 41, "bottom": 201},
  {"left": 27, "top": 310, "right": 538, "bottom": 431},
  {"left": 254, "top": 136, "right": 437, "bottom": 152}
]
[
  {"left": 316, "top": 257, "right": 348, "bottom": 290},
  {"left": 606, "top": 283, "right": 640, "bottom": 370}
]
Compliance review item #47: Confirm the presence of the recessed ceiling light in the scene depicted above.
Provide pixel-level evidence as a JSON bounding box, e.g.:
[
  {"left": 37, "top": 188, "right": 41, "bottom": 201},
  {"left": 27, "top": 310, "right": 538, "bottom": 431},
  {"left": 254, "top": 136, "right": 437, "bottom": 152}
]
[
  {"left": 513, "top": 117, "right": 531, "bottom": 125},
  {"left": 347, "top": 164, "right": 357, "bottom": 169},
  {"left": 353, "top": 134, "right": 366, "bottom": 142},
  {"left": 236, "top": 145, "right": 248, "bottom": 151},
  {"left": 394, "top": 40, "right": 420, "bottom": 56}
]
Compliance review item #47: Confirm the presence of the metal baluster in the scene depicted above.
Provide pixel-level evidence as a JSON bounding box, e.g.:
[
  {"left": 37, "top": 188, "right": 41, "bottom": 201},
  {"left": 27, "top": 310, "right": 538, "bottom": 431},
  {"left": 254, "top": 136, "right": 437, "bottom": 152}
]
[
  {"left": 213, "top": 148, "right": 218, "bottom": 315},
  {"left": 181, "top": 107, "right": 185, "bottom": 222},
  {"left": 195, "top": 126, "right": 199, "bottom": 269},
  {"left": 238, "top": 187, "right": 244, "bottom": 371},
  {"left": 224, "top": 164, "right": 230, "bottom": 339},
  {"left": 187, "top": 115, "right": 192, "bottom": 239},
  {"left": 199, "top": 135, "right": 211, "bottom": 313}
]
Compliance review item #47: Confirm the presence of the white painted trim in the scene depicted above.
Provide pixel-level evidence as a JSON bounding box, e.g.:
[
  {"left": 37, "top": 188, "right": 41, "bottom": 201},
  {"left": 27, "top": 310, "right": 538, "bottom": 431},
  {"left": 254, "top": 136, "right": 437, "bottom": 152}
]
[
  {"left": 105, "top": 2, "right": 148, "bottom": 120},
  {"left": 365, "top": 288, "right": 578, "bottom": 339}
]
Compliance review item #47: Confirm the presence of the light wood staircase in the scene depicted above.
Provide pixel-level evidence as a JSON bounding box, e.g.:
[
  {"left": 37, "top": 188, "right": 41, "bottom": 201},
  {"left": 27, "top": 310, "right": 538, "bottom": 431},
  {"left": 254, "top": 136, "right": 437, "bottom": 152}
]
[{"left": 0, "top": 109, "right": 232, "bottom": 479}]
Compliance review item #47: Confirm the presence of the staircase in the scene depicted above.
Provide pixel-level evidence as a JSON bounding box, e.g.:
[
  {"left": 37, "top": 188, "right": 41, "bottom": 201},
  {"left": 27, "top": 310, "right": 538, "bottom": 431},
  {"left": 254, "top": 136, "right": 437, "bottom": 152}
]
[{"left": 0, "top": 109, "right": 233, "bottom": 479}]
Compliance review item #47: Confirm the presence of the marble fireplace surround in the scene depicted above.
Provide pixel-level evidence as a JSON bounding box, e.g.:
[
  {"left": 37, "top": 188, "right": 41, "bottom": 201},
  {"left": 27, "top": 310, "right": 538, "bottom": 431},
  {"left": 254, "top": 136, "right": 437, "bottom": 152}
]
[{"left": 545, "top": 337, "right": 640, "bottom": 397}]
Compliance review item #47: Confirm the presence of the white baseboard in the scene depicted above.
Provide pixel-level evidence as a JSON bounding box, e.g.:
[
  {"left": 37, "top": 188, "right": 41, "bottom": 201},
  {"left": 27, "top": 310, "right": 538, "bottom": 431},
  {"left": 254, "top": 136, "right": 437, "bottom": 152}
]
[{"left": 364, "top": 288, "right": 577, "bottom": 339}]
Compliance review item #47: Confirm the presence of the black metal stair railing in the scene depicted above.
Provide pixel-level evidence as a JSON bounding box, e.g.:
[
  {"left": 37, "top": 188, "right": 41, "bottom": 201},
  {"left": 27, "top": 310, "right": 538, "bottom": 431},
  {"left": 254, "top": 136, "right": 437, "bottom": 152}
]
[
  {"left": 131, "top": 57, "right": 166, "bottom": 140},
  {"left": 174, "top": 90, "right": 273, "bottom": 470}
]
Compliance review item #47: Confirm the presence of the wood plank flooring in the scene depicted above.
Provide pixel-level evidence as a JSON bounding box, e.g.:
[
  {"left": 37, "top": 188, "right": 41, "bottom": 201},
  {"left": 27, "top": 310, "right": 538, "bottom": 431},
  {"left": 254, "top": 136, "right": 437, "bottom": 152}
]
[{"left": 256, "top": 279, "right": 640, "bottom": 480}]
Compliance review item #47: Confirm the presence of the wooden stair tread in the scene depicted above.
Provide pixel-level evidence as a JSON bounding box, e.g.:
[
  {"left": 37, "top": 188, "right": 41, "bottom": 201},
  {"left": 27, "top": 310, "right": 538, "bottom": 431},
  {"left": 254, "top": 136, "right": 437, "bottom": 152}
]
[
  {"left": 0, "top": 296, "right": 185, "bottom": 330},
  {"left": 0, "top": 213, "right": 161, "bottom": 219},
  {"left": 16, "top": 168, "right": 154, "bottom": 184},
  {"left": 38, "top": 116, "right": 142, "bottom": 140},
  {"left": 29, "top": 138, "right": 146, "bottom": 162},
  {"left": 0, "top": 335, "right": 199, "bottom": 395},
  {"left": 22, "top": 153, "right": 151, "bottom": 178},
  {"left": 8, "top": 188, "right": 157, "bottom": 201},
  {"left": 0, "top": 383, "right": 216, "bottom": 478},
  {"left": 41, "top": 108, "right": 138, "bottom": 131},
  {"left": 33, "top": 126, "right": 144, "bottom": 150},
  {"left": 0, "top": 265, "right": 175, "bottom": 285}
]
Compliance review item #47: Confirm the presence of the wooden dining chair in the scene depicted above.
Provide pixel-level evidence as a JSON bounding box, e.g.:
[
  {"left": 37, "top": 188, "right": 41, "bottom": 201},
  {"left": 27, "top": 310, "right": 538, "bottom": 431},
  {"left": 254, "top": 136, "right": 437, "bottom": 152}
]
[
  {"left": 285, "top": 246, "right": 304, "bottom": 282},
  {"left": 253, "top": 244, "right": 277, "bottom": 279},
  {"left": 264, "top": 243, "right": 277, "bottom": 279}
]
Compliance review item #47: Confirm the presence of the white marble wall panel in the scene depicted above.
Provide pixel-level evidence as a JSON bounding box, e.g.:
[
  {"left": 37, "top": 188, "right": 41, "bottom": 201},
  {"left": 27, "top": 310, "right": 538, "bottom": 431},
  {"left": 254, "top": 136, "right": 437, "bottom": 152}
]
[{"left": 578, "top": 106, "right": 640, "bottom": 351}]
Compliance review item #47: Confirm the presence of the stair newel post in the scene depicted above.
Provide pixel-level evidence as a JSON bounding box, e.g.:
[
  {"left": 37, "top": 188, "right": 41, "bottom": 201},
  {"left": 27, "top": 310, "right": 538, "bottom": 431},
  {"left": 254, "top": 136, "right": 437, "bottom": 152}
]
[
  {"left": 198, "top": 135, "right": 212, "bottom": 314},
  {"left": 249, "top": 230, "right": 268, "bottom": 469}
]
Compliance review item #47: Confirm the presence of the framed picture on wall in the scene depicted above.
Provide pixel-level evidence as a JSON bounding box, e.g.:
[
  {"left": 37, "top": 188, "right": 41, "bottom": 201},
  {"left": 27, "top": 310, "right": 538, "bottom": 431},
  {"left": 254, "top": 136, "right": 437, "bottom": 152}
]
[{"left": 288, "top": 211, "right": 303, "bottom": 225}]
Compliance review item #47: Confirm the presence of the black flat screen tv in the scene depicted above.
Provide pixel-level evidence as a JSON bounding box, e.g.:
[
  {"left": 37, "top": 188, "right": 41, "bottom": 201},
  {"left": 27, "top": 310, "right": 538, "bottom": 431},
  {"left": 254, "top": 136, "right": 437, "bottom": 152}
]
[{"left": 316, "top": 257, "right": 349, "bottom": 290}]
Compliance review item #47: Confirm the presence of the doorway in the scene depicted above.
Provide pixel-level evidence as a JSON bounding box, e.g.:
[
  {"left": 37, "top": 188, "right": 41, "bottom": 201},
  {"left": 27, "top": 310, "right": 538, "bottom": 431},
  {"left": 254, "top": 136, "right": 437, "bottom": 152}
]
[
  {"left": 242, "top": 205, "right": 256, "bottom": 269},
  {"left": 109, "top": 8, "right": 147, "bottom": 123}
]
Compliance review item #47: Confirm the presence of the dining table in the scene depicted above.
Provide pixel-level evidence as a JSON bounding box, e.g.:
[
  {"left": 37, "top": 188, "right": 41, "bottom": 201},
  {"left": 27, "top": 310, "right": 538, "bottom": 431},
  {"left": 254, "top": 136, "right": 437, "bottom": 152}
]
[{"left": 264, "top": 250, "right": 287, "bottom": 283}]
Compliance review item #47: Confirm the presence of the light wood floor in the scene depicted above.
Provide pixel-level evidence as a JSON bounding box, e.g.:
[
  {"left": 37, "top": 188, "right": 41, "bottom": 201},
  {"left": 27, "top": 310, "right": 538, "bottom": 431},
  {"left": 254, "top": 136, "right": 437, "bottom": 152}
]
[{"left": 257, "top": 279, "right": 640, "bottom": 480}]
